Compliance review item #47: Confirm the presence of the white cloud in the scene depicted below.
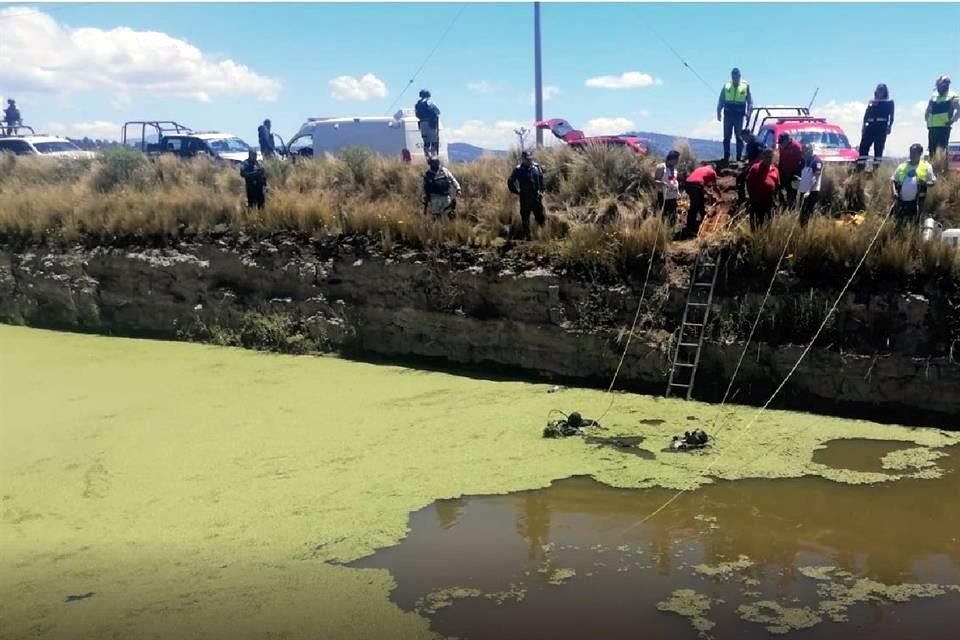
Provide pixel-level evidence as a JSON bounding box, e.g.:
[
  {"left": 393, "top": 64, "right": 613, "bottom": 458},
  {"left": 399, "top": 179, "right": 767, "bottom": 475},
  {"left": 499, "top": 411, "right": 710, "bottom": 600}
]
[
  {"left": 328, "top": 73, "right": 388, "bottom": 101},
  {"left": 0, "top": 8, "right": 279, "bottom": 103},
  {"left": 584, "top": 117, "right": 636, "bottom": 136},
  {"left": 47, "top": 121, "right": 121, "bottom": 140},
  {"left": 585, "top": 72, "right": 662, "bottom": 90},
  {"left": 467, "top": 81, "right": 491, "bottom": 94},
  {"left": 528, "top": 85, "right": 560, "bottom": 104},
  {"left": 689, "top": 119, "right": 722, "bottom": 140},
  {"left": 446, "top": 119, "right": 528, "bottom": 150}
]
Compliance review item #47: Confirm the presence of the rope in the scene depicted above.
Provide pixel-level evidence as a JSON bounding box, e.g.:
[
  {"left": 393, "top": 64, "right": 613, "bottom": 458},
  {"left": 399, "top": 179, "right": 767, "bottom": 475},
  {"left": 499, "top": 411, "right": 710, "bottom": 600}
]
[
  {"left": 621, "top": 205, "right": 893, "bottom": 533},
  {"left": 383, "top": 5, "right": 467, "bottom": 116},
  {"left": 595, "top": 209, "right": 667, "bottom": 421}
]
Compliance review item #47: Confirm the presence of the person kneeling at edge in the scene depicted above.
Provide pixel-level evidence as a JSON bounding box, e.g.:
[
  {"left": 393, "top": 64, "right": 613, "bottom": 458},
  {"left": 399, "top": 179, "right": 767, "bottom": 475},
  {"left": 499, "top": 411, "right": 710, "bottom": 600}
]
[
  {"left": 239, "top": 150, "right": 267, "bottom": 209},
  {"left": 679, "top": 164, "right": 719, "bottom": 240},
  {"left": 543, "top": 411, "right": 600, "bottom": 438},
  {"left": 654, "top": 150, "right": 681, "bottom": 220},
  {"left": 746, "top": 148, "right": 780, "bottom": 231},
  {"left": 508, "top": 151, "right": 546, "bottom": 240},
  {"left": 890, "top": 143, "right": 936, "bottom": 228},
  {"left": 422, "top": 157, "right": 461, "bottom": 219}
]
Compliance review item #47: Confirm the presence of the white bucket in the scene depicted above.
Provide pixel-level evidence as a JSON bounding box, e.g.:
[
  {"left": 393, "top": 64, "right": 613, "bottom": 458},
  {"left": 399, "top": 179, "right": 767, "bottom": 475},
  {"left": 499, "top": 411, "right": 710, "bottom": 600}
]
[{"left": 922, "top": 218, "right": 942, "bottom": 242}]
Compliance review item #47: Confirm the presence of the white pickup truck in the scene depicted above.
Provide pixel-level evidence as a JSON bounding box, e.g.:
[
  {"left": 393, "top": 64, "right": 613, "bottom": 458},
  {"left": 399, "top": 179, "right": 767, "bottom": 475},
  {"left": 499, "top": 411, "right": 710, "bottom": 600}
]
[{"left": 0, "top": 126, "right": 96, "bottom": 159}]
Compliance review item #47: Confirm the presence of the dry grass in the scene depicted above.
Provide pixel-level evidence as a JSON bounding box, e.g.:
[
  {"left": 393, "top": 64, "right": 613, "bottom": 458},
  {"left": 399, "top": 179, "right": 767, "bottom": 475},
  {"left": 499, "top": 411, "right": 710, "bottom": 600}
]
[{"left": 1, "top": 145, "right": 958, "bottom": 281}]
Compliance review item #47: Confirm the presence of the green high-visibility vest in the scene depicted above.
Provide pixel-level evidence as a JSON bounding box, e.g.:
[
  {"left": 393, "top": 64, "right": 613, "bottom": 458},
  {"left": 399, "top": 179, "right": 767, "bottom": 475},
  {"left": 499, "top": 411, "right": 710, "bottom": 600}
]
[
  {"left": 895, "top": 161, "right": 931, "bottom": 183},
  {"left": 723, "top": 81, "right": 749, "bottom": 104},
  {"left": 926, "top": 91, "right": 959, "bottom": 128}
]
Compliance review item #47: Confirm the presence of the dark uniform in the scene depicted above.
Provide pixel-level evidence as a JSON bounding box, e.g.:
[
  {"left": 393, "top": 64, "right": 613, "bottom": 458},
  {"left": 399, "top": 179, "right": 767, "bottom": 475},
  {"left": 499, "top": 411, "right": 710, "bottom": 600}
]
[
  {"left": 422, "top": 161, "right": 460, "bottom": 218},
  {"left": 508, "top": 158, "right": 546, "bottom": 239},
  {"left": 240, "top": 157, "right": 266, "bottom": 209},
  {"left": 3, "top": 101, "right": 21, "bottom": 135},
  {"left": 858, "top": 99, "right": 894, "bottom": 168},
  {"left": 415, "top": 92, "right": 441, "bottom": 157},
  {"left": 257, "top": 122, "right": 275, "bottom": 158}
]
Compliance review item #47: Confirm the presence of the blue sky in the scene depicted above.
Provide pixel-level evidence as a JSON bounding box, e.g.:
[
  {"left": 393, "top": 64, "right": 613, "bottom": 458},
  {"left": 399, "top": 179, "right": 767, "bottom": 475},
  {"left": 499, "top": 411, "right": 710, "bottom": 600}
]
[{"left": 1, "top": 2, "right": 958, "bottom": 151}]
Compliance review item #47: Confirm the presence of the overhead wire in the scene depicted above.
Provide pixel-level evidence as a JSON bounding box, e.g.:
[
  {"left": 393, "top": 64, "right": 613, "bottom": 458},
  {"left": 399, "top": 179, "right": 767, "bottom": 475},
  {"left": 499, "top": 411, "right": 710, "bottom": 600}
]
[
  {"left": 621, "top": 205, "right": 895, "bottom": 534},
  {"left": 383, "top": 4, "right": 468, "bottom": 116}
]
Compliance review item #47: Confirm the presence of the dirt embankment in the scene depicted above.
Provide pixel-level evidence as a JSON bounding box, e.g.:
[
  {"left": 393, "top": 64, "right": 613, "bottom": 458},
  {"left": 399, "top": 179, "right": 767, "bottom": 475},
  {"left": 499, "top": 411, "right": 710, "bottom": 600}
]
[{"left": 1, "top": 232, "right": 958, "bottom": 427}]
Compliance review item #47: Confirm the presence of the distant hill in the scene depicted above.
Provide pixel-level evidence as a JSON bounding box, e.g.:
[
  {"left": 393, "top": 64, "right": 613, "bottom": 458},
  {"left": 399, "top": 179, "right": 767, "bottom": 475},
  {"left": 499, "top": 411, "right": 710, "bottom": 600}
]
[
  {"left": 449, "top": 142, "right": 509, "bottom": 163},
  {"left": 624, "top": 131, "right": 724, "bottom": 160}
]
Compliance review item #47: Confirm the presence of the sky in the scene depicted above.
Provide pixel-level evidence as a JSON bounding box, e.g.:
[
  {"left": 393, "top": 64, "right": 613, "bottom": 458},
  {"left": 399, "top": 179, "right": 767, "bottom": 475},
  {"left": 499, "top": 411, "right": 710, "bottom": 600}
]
[{"left": 1, "top": 2, "right": 958, "bottom": 152}]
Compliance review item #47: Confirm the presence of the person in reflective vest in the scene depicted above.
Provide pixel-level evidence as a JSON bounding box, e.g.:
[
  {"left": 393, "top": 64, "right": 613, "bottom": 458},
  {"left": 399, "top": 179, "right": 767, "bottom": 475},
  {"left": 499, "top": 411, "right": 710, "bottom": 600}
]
[
  {"left": 890, "top": 143, "right": 937, "bottom": 227},
  {"left": 925, "top": 75, "right": 959, "bottom": 159},
  {"left": 857, "top": 83, "right": 895, "bottom": 170},
  {"left": 716, "top": 68, "right": 753, "bottom": 163},
  {"left": 422, "top": 157, "right": 461, "bottom": 218}
]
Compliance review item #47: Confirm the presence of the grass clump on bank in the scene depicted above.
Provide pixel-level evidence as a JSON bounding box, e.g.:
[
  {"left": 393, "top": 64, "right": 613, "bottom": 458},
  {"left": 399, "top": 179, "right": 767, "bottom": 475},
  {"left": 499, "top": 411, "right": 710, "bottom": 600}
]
[{"left": 1, "top": 145, "right": 958, "bottom": 284}]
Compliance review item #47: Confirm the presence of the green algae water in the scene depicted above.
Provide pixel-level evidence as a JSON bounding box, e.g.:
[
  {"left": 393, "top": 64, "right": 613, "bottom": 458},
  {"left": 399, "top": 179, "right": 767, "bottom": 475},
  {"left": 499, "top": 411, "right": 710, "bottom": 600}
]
[{"left": 1, "top": 326, "right": 959, "bottom": 639}]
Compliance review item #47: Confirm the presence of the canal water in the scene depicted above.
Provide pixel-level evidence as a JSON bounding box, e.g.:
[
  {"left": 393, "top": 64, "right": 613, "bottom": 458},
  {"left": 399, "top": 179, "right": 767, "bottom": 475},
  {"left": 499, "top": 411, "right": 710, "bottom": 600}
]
[{"left": 352, "top": 442, "right": 960, "bottom": 639}]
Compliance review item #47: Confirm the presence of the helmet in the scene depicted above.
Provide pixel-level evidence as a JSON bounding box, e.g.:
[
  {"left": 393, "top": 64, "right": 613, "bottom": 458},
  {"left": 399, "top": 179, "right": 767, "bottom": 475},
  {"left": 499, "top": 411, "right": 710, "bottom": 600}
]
[
  {"left": 6, "top": 99, "right": 14, "bottom": 104},
  {"left": 910, "top": 143, "right": 924, "bottom": 154},
  {"left": 418, "top": 89, "right": 431, "bottom": 99},
  {"left": 936, "top": 75, "right": 951, "bottom": 88},
  {"left": 427, "top": 157, "right": 440, "bottom": 169},
  {"left": 521, "top": 150, "right": 533, "bottom": 159},
  {"left": 567, "top": 412, "right": 583, "bottom": 428}
]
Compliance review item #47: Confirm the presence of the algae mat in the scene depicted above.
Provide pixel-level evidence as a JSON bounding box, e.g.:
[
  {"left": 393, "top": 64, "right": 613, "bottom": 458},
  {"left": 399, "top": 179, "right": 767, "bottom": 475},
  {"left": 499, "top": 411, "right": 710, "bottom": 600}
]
[{"left": 1, "top": 326, "right": 957, "bottom": 639}]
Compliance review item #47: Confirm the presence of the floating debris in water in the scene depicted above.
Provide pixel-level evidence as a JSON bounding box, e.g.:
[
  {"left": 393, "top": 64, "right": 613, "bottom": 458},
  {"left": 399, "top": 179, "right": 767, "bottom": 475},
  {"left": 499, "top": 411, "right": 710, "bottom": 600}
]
[
  {"left": 881, "top": 447, "right": 948, "bottom": 472},
  {"left": 64, "top": 592, "right": 94, "bottom": 603},
  {"left": 693, "top": 554, "right": 754, "bottom": 579},
  {"left": 736, "top": 600, "right": 822, "bottom": 635},
  {"left": 546, "top": 385, "right": 567, "bottom": 394},
  {"left": 657, "top": 588, "right": 718, "bottom": 638},
  {"left": 546, "top": 568, "right": 576, "bottom": 585},
  {"left": 484, "top": 584, "right": 527, "bottom": 605},
  {"left": 415, "top": 587, "right": 483, "bottom": 615}
]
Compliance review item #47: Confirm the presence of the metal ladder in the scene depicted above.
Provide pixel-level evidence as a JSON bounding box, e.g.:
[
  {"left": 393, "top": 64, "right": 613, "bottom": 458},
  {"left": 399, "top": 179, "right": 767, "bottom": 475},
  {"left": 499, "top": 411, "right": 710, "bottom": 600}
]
[{"left": 666, "top": 249, "right": 720, "bottom": 400}]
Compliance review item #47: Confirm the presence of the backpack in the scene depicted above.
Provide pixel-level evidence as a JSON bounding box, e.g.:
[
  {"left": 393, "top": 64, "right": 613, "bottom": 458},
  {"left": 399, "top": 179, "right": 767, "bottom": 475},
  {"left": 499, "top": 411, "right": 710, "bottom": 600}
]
[{"left": 415, "top": 99, "right": 431, "bottom": 122}]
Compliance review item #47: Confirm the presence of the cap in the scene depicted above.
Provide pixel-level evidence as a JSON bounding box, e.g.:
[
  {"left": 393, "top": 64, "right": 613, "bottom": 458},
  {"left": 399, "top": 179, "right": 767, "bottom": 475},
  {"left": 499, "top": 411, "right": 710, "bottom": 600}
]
[
  {"left": 521, "top": 150, "right": 533, "bottom": 159},
  {"left": 910, "top": 143, "right": 924, "bottom": 154},
  {"left": 936, "top": 75, "right": 951, "bottom": 86},
  {"left": 428, "top": 157, "right": 440, "bottom": 166},
  {"left": 731, "top": 67, "right": 741, "bottom": 75}
]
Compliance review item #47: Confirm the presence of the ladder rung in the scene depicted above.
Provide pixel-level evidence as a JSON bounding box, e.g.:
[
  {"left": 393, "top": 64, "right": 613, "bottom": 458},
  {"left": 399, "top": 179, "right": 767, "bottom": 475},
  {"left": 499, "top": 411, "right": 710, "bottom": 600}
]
[
  {"left": 688, "top": 302, "right": 709, "bottom": 307},
  {"left": 673, "top": 362, "right": 696, "bottom": 368},
  {"left": 685, "top": 322, "right": 704, "bottom": 327},
  {"left": 693, "top": 282, "right": 713, "bottom": 287},
  {"left": 679, "top": 342, "right": 699, "bottom": 348},
  {"left": 669, "top": 382, "right": 690, "bottom": 388},
  {"left": 700, "top": 262, "right": 717, "bottom": 268}
]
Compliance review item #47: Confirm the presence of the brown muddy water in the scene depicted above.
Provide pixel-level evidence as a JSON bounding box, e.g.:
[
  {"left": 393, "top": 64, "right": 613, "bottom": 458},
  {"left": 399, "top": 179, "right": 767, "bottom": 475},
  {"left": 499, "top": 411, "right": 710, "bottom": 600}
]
[{"left": 352, "top": 442, "right": 960, "bottom": 640}]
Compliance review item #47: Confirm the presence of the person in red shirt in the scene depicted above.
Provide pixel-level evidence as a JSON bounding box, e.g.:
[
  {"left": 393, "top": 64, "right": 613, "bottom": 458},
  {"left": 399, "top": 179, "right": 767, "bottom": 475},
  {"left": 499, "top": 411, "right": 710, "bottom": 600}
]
[
  {"left": 746, "top": 148, "right": 780, "bottom": 230},
  {"left": 776, "top": 133, "right": 804, "bottom": 208},
  {"left": 680, "top": 164, "right": 719, "bottom": 239}
]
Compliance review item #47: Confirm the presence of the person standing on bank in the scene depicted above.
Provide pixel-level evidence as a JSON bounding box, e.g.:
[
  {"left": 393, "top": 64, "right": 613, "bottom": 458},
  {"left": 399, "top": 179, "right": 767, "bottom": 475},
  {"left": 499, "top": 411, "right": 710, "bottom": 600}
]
[
  {"left": 415, "top": 89, "right": 441, "bottom": 157},
  {"left": 680, "top": 164, "right": 719, "bottom": 240},
  {"left": 717, "top": 67, "right": 753, "bottom": 163},
  {"left": 746, "top": 148, "right": 780, "bottom": 231},
  {"left": 798, "top": 143, "right": 824, "bottom": 225},
  {"left": 654, "top": 150, "right": 681, "bottom": 219},
  {"left": 891, "top": 143, "right": 936, "bottom": 228},
  {"left": 422, "top": 157, "right": 461, "bottom": 219},
  {"left": 857, "top": 84, "right": 894, "bottom": 170},
  {"left": 257, "top": 119, "right": 275, "bottom": 158},
  {"left": 240, "top": 150, "right": 267, "bottom": 209},
  {"left": 925, "top": 75, "right": 959, "bottom": 160},
  {"left": 777, "top": 133, "right": 804, "bottom": 208},
  {"left": 508, "top": 151, "right": 546, "bottom": 240}
]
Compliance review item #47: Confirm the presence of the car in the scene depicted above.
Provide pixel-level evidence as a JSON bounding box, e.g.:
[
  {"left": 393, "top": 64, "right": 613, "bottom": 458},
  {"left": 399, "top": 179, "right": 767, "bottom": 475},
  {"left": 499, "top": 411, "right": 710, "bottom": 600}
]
[
  {"left": 948, "top": 140, "right": 960, "bottom": 173},
  {"left": 747, "top": 107, "right": 859, "bottom": 163},
  {"left": 536, "top": 118, "right": 650, "bottom": 155},
  {"left": 287, "top": 109, "right": 446, "bottom": 163},
  {"left": 121, "top": 121, "right": 261, "bottom": 165},
  {"left": 0, "top": 126, "right": 96, "bottom": 159}
]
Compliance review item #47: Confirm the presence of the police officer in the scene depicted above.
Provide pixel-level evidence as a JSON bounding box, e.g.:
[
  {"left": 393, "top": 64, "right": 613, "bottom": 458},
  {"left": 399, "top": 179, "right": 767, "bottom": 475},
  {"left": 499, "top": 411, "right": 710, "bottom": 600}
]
[
  {"left": 415, "top": 89, "right": 441, "bottom": 157},
  {"left": 422, "top": 157, "right": 461, "bottom": 218},
  {"left": 716, "top": 68, "right": 753, "bottom": 163},
  {"left": 508, "top": 151, "right": 546, "bottom": 240},
  {"left": 3, "top": 99, "right": 21, "bottom": 135},
  {"left": 925, "top": 75, "right": 959, "bottom": 159},
  {"left": 239, "top": 150, "right": 267, "bottom": 209},
  {"left": 890, "top": 143, "right": 936, "bottom": 227},
  {"left": 857, "top": 83, "right": 895, "bottom": 170},
  {"left": 257, "top": 119, "right": 275, "bottom": 158}
]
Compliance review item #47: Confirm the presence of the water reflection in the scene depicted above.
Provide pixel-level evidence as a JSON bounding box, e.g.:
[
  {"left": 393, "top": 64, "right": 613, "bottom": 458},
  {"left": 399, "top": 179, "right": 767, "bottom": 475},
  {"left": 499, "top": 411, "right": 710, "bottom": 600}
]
[{"left": 352, "top": 446, "right": 960, "bottom": 639}]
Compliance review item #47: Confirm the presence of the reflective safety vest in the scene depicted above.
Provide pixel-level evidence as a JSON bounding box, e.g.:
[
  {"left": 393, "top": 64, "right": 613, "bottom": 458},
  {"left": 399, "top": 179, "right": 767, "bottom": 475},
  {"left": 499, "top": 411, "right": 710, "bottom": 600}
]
[
  {"left": 895, "top": 161, "right": 932, "bottom": 184},
  {"left": 927, "top": 91, "right": 959, "bottom": 128},
  {"left": 723, "top": 81, "right": 749, "bottom": 105}
]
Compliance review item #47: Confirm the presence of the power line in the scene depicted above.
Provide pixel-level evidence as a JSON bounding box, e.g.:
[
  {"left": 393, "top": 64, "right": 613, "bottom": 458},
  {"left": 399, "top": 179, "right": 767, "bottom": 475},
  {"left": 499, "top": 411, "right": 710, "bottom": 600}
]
[{"left": 383, "top": 4, "right": 467, "bottom": 116}]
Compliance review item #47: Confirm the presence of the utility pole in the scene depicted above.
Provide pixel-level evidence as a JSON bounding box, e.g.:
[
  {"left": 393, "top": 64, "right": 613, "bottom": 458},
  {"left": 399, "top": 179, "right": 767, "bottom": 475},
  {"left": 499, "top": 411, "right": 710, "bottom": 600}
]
[{"left": 534, "top": 1, "right": 543, "bottom": 148}]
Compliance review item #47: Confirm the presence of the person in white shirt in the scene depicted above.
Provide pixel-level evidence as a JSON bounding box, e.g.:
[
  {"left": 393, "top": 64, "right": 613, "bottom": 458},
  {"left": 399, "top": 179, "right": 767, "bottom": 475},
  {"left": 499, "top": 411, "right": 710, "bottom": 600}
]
[
  {"left": 890, "top": 143, "right": 936, "bottom": 227},
  {"left": 653, "top": 150, "right": 681, "bottom": 220},
  {"left": 798, "top": 143, "right": 823, "bottom": 225}
]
